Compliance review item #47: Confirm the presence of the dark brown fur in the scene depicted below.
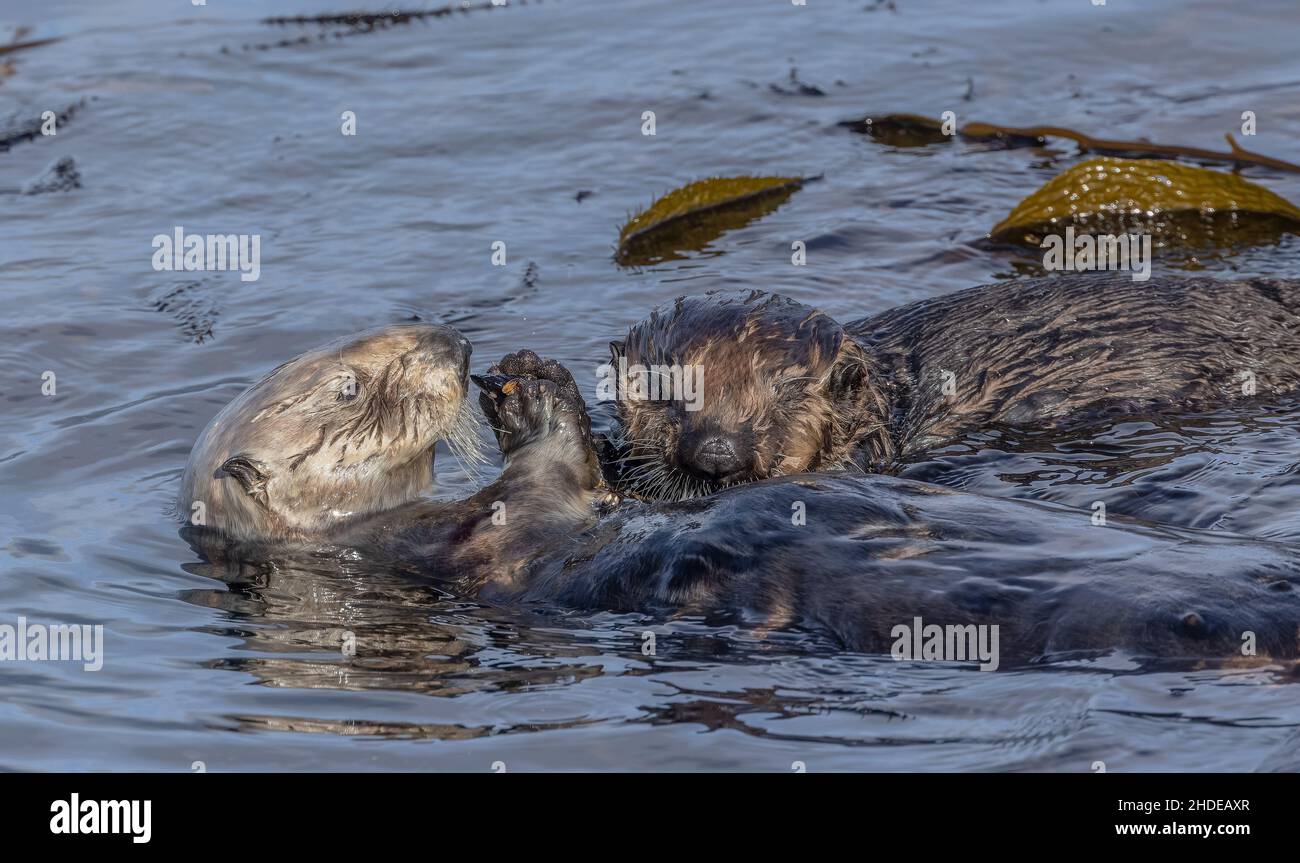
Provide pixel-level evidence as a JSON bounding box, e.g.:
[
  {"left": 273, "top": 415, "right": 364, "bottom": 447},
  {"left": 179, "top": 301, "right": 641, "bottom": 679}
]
[
  {"left": 612, "top": 291, "right": 890, "bottom": 500},
  {"left": 612, "top": 275, "right": 1300, "bottom": 499}
]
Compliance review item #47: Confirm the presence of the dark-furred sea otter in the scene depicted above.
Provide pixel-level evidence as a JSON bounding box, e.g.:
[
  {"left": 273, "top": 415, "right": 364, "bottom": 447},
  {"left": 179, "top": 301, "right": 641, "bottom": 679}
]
[{"left": 608, "top": 273, "right": 1300, "bottom": 500}]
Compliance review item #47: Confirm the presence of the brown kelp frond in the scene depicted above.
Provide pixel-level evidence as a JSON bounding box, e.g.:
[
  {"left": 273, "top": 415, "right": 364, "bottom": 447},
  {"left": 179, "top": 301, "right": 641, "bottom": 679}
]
[
  {"left": 990, "top": 157, "right": 1300, "bottom": 248},
  {"left": 841, "top": 113, "right": 1300, "bottom": 173},
  {"left": 616, "top": 175, "right": 811, "bottom": 266}
]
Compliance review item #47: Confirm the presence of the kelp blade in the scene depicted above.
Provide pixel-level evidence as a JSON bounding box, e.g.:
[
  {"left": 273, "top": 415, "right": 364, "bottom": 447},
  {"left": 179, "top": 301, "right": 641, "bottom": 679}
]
[
  {"left": 838, "top": 113, "right": 952, "bottom": 147},
  {"left": 990, "top": 157, "right": 1300, "bottom": 248},
  {"left": 616, "top": 176, "right": 806, "bottom": 266}
]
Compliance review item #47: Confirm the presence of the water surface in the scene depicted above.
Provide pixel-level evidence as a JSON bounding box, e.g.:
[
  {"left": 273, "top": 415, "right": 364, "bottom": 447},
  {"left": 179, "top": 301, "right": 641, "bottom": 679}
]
[{"left": 2, "top": 0, "right": 1299, "bottom": 771}]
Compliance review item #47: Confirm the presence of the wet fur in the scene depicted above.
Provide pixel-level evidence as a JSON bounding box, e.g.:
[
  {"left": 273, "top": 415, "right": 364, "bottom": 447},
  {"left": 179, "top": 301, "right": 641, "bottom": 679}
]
[
  {"left": 613, "top": 275, "right": 1300, "bottom": 498},
  {"left": 306, "top": 358, "right": 1300, "bottom": 664},
  {"left": 496, "top": 473, "right": 1300, "bottom": 662},
  {"left": 613, "top": 291, "right": 890, "bottom": 499},
  {"left": 852, "top": 273, "right": 1300, "bottom": 454},
  {"left": 179, "top": 324, "right": 476, "bottom": 543},
  {"left": 182, "top": 309, "right": 1300, "bottom": 664}
]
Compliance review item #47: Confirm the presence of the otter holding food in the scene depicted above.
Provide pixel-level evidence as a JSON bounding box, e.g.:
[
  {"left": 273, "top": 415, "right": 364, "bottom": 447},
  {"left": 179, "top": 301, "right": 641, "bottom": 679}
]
[
  {"left": 609, "top": 274, "right": 1300, "bottom": 500},
  {"left": 181, "top": 336, "right": 1300, "bottom": 664}
]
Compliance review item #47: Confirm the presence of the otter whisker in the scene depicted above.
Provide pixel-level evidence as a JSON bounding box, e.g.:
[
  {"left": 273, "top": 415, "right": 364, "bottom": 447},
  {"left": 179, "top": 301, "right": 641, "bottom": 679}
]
[
  {"left": 616, "top": 454, "right": 665, "bottom": 466},
  {"left": 625, "top": 463, "right": 676, "bottom": 501},
  {"left": 621, "top": 464, "right": 664, "bottom": 496},
  {"left": 443, "top": 399, "right": 490, "bottom": 482},
  {"left": 615, "top": 434, "right": 673, "bottom": 446},
  {"left": 619, "top": 462, "right": 660, "bottom": 481}
]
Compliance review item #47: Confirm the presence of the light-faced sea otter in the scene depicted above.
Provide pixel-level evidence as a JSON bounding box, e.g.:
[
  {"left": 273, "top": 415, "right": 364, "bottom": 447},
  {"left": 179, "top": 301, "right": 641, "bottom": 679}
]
[
  {"left": 608, "top": 273, "right": 1300, "bottom": 500},
  {"left": 179, "top": 332, "right": 1300, "bottom": 665},
  {"left": 179, "top": 323, "right": 482, "bottom": 543}
]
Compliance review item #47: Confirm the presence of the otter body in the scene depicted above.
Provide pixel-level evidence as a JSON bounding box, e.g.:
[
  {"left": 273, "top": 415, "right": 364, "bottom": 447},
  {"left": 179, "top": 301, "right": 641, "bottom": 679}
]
[
  {"left": 477, "top": 473, "right": 1300, "bottom": 662},
  {"left": 353, "top": 362, "right": 1300, "bottom": 664},
  {"left": 181, "top": 320, "right": 1300, "bottom": 665},
  {"left": 183, "top": 342, "right": 1300, "bottom": 665},
  {"left": 851, "top": 274, "right": 1300, "bottom": 457},
  {"left": 610, "top": 275, "right": 1300, "bottom": 498}
]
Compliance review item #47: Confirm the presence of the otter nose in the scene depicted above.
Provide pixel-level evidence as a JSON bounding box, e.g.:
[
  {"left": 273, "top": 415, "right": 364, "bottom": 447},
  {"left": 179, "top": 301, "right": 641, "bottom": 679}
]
[
  {"left": 684, "top": 433, "right": 745, "bottom": 481},
  {"left": 418, "top": 327, "right": 471, "bottom": 382}
]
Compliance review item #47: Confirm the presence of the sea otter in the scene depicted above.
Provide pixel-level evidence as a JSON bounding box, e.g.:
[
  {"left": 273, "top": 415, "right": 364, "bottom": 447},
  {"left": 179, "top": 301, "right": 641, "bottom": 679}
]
[
  {"left": 179, "top": 323, "right": 482, "bottom": 543},
  {"left": 607, "top": 274, "right": 1300, "bottom": 500},
  {"left": 179, "top": 332, "right": 1300, "bottom": 664}
]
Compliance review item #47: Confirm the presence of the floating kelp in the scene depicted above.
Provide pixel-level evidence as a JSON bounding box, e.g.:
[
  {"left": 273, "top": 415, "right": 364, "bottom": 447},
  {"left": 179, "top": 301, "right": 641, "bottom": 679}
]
[
  {"left": 769, "top": 67, "right": 828, "bottom": 98},
  {"left": 989, "top": 157, "right": 1300, "bottom": 249},
  {"left": 841, "top": 113, "right": 1300, "bottom": 173},
  {"left": 616, "top": 176, "right": 808, "bottom": 266},
  {"left": 962, "top": 122, "right": 1300, "bottom": 173},
  {"left": 0, "top": 35, "right": 61, "bottom": 57},
  {"left": 263, "top": 0, "right": 542, "bottom": 27},
  {"left": 837, "top": 113, "right": 950, "bottom": 147}
]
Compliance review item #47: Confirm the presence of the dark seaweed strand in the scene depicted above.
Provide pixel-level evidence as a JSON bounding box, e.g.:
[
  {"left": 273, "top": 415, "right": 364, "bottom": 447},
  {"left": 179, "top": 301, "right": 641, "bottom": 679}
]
[
  {"left": 229, "top": 1, "right": 547, "bottom": 53},
  {"left": 262, "top": 1, "right": 545, "bottom": 31},
  {"left": 0, "top": 99, "right": 88, "bottom": 153}
]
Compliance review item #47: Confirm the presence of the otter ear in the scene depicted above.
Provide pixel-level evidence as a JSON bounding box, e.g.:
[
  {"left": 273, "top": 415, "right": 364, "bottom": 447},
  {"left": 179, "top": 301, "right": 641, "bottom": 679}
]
[
  {"left": 608, "top": 340, "right": 625, "bottom": 364},
  {"left": 217, "top": 455, "right": 270, "bottom": 508}
]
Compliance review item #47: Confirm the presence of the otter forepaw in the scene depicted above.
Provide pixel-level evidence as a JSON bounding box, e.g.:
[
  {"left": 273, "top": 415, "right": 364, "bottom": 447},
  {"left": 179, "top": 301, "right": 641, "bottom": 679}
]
[
  {"left": 473, "top": 373, "right": 592, "bottom": 458},
  {"left": 486, "top": 350, "right": 583, "bottom": 407}
]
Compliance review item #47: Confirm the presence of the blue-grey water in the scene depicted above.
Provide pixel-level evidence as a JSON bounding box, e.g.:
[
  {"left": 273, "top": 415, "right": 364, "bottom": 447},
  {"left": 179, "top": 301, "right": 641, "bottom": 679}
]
[{"left": 2, "top": 0, "right": 1299, "bottom": 771}]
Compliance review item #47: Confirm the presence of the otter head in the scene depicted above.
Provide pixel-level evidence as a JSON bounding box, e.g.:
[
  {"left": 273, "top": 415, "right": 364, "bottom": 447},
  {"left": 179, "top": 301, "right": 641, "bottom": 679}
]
[
  {"left": 610, "top": 290, "right": 888, "bottom": 501},
  {"left": 179, "top": 324, "right": 480, "bottom": 542}
]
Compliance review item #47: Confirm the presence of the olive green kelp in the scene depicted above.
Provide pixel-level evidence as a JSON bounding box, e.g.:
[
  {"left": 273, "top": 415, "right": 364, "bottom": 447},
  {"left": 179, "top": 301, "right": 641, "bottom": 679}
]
[
  {"left": 990, "top": 157, "right": 1300, "bottom": 249},
  {"left": 616, "top": 176, "right": 809, "bottom": 266}
]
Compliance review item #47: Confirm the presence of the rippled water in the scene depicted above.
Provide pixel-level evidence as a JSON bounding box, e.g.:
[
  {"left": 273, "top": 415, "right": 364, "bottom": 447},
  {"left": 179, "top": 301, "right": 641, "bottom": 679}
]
[{"left": 3, "top": 0, "right": 1299, "bottom": 772}]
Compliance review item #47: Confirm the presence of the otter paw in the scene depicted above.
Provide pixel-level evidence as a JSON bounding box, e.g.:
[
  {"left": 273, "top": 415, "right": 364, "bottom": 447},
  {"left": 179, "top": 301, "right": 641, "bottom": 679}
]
[
  {"left": 487, "top": 350, "right": 583, "bottom": 407},
  {"left": 473, "top": 374, "right": 592, "bottom": 456}
]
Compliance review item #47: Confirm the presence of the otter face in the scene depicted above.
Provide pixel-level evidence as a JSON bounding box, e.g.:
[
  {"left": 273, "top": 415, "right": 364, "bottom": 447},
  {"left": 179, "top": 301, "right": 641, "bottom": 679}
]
[
  {"left": 180, "top": 324, "right": 480, "bottom": 541},
  {"left": 612, "top": 290, "right": 877, "bottom": 501}
]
